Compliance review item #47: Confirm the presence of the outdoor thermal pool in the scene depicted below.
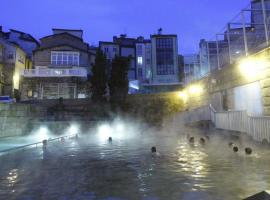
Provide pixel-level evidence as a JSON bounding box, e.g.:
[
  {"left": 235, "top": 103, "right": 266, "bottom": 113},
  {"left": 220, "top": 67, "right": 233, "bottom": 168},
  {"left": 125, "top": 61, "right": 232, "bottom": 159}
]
[{"left": 0, "top": 124, "right": 270, "bottom": 200}]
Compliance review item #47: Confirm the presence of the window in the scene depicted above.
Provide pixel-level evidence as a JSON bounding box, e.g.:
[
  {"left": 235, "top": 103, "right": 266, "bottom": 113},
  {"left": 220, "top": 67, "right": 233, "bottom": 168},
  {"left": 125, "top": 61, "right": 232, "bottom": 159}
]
[
  {"left": 104, "top": 48, "right": 109, "bottom": 53},
  {"left": 184, "top": 64, "right": 190, "bottom": 73},
  {"left": 137, "top": 45, "right": 143, "bottom": 55},
  {"left": 18, "top": 54, "right": 25, "bottom": 64},
  {"left": 51, "top": 51, "right": 79, "bottom": 66},
  {"left": 137, "top": 56, "right": 143, "bottom": 65},
  {"left": 138, "top": 68, "right": 143, "bottom": 78},
  {"left": 113, "top": 47, "right": 117, "bottom": 52},
  {"left": 156, "top": 38, "right": 175, "bottom": 75},
  {"left": 7, "top": 51, "right": 14, "bottom": 59}
]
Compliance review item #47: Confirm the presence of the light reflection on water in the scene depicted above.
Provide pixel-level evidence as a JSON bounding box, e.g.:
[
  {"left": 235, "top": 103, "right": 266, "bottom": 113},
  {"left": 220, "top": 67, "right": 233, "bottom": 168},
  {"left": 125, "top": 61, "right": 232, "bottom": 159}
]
[{"left": 0, "top": 128, "right": 270, "bottom": 199}]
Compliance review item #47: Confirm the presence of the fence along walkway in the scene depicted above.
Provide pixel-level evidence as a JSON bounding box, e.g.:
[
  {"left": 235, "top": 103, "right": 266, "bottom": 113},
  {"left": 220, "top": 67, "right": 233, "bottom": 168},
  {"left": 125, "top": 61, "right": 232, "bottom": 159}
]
[{"left": 185, "top": 105, "right": 270, "bottom": 143}]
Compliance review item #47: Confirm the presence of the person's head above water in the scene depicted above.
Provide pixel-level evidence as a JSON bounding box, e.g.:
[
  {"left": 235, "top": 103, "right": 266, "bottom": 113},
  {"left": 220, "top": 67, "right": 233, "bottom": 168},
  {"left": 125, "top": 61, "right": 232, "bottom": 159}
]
[
  {"left": 199, "top": 138, "right": 205, "bottom": 144},
  {"left": 245, "top": 147, "right": 252, "bottom": 155},
  {"left": 189, "top": 137, "right": 195, "bottom": 143},
  {"left": 151, "top": 146, "right": 157, "bottom": 153},
  {"left": 233, "top": 146, "right": 238, "bottom": 152},
  {"left": 108, "top": 137, "right": 112, "bottom": 142}
]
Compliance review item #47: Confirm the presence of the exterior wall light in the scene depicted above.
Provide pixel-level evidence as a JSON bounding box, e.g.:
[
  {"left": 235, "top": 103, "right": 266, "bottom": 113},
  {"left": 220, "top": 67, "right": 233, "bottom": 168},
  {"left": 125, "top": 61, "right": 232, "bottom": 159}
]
[
  {"left": 188, "top": 85, "right": 203, "bottom": 95},
  {"left": 238, "top": 57, "right": 269, "bottom": 79},
  {"left": 177, "top": 91, "right": 188, "bottom": 102}
]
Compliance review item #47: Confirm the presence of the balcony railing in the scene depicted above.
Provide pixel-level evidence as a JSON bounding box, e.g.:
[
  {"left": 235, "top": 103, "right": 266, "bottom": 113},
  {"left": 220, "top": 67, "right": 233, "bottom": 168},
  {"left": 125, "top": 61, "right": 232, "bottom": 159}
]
[{"left": 21, "top": 67, "right": 88, "bottom": 78}]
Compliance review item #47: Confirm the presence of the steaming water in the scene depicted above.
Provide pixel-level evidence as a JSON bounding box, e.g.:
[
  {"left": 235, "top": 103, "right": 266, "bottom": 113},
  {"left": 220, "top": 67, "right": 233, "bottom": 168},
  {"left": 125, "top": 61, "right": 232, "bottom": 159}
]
[
  {"left": 0, "top": 136, "right": 40, "bottom": 152},
  {"left": 0, "top": 127, "right": 270, "bottom": 200}
]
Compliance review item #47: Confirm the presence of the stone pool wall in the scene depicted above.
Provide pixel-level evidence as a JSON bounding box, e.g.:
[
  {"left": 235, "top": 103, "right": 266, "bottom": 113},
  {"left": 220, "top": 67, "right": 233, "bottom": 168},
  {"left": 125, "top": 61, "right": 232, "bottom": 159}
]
[{"left": 0, "top": 104, "right": 45, "bottom": 137}]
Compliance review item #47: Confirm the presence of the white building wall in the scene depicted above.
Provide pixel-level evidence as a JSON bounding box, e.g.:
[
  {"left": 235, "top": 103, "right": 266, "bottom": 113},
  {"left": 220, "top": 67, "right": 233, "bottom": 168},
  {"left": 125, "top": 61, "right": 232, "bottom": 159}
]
[{"left": 233, "top": 81, "right": 263, "bottom": 116}]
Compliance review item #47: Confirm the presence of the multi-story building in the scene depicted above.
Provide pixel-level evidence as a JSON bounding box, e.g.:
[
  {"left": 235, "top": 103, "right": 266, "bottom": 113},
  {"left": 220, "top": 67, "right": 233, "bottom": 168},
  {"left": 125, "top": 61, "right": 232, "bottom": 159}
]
[
  {"left": 0, "top": 27, "right": 38, "bottom": 98},
  {"left": 0, "top": 44, "right": 4, "bottom": 95},
  {"left": 101, "top": 32, "right": 182, "bottom": 93},
  {"left": 20, "top": 29, "right": 95, "bottom": 100},
  {"left": 4, "top": 29, "right": 39, "bottom": 59},
  {"left": 150, "top": 34, "right": 179, "bottom": 84},
  {"left": 183, "top": 54, "right": 200, "bottom": 85},
  {"left": 100, "top": 34, "right": 137, "bottom": 82},
  {"left": 135, "top": 37, "right": 152, "bottom": 84},
  {"left": 100, "top": 35, "right": 152, "bottom": 93},
  {"left": 251, "top": 0, "right": 270, "bottom": 46},
  {"left": 199, "top": 39, "right": 229, "bottom": 76},
  {"left": 139, "top": 33, "right": 182, "bottom": 93}
]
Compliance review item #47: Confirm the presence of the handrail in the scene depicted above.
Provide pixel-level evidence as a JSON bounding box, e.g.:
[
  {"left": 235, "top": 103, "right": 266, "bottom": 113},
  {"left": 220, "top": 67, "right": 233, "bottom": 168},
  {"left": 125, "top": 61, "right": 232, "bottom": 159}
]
[
  {"left": 0, "top": 134, "right": 77, "bottom": 155},
  {"left": 209, "top": 104, "right": 216, "bottom": 113}
]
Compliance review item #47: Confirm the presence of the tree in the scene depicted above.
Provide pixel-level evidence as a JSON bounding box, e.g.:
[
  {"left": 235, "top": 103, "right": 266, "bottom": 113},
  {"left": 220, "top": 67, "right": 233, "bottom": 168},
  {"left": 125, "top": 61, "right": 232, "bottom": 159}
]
[
  {"left": 91, "top": 49, "right": 107, "bottom": 102},
  {"left": 109, "top": 56, "right": 130, "bottom": 105}
]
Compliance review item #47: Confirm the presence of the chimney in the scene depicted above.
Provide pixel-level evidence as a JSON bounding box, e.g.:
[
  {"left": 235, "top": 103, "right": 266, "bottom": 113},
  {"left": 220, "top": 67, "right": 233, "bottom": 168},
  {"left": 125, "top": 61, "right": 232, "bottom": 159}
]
[
  {"left": 158, "top": 28, "right": 163, "bottom": 35},
  {"left": 120, "top": 34, "right": 127, "bottom": 38}
]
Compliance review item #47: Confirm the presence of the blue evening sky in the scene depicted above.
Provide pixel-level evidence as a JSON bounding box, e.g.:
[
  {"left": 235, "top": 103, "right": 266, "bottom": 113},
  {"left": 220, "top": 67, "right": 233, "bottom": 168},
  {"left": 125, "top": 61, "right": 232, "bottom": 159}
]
[{"left": 1, "top": 0, "right": 250, "bottom": 54}]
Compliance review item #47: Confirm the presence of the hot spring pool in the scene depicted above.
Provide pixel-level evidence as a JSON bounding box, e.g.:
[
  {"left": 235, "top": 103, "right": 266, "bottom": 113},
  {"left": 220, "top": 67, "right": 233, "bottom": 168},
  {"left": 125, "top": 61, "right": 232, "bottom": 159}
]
[{"left": 0, "top": 127, "right": 270, "bottom": 200}]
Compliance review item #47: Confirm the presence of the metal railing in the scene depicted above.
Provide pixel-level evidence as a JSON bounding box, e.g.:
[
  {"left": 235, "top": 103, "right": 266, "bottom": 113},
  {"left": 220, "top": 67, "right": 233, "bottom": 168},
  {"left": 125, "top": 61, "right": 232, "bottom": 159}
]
[
  {"left": 0, "top": 134, "right": 77, "bottom": 155},
  {"left": 185, "top": 0, "right": 270, "bottom": 84},
  {"left": 210, "top": 105, "right": 270, "bottom": 142},
  {"left": 186, "top": 105, "right": 270, "bottom": 143},
  {"left": 249, "top": 116, "right": 270, "bottom": 142},
  {"left": 21, "top": 68, "right": 87, "bottom": 77},
  {"left": 184, "top": 106, "right": 211, "bottom": 124}
]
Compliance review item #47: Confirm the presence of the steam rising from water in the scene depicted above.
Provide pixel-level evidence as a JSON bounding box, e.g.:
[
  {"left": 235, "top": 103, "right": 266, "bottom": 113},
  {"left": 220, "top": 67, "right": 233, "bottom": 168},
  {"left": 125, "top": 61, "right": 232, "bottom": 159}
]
[{"left": 1, "top": 115, "right": 270, "bottom": 199}]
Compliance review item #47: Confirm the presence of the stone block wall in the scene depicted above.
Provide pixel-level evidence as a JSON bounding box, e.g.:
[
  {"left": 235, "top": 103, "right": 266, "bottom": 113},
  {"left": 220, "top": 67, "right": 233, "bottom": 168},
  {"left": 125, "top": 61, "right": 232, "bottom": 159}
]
[
  {"left": 184, "top": 47, "right": 270, "bottom": 116},
  {"left": 0, "top": 103, "right": 45, "bottom": 138}
]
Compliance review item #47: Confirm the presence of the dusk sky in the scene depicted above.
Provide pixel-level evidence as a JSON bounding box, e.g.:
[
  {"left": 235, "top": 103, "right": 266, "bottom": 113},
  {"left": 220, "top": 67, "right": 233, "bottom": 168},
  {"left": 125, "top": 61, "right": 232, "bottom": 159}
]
[{"left": 1, "top": 0, "right": 250, "bottom": 54}]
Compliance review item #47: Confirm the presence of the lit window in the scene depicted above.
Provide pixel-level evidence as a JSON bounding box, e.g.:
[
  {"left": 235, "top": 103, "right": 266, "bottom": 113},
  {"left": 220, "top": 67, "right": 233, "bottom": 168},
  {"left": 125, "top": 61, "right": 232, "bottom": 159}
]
[{"left": 137, "top": 56, "right": 143, "bottom": 65}]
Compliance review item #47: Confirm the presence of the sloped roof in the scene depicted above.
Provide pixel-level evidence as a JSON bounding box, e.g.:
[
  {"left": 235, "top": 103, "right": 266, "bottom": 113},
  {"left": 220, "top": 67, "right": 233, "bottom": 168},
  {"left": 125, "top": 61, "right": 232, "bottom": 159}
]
[{"left": 35, "top": 32, "right": 94, "bottom": 55}]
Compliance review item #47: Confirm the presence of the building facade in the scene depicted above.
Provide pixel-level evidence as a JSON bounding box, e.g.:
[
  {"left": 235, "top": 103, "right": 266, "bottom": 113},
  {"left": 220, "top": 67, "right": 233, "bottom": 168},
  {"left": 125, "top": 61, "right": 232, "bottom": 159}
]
[
  {"left": 21, "top": 29, "right": 95, "bottom": 100},
  {"left": 135, "top": 38, "right": 152, "bottom": 84},
  {"left": 183, "top": 54, "right": 200, "bottom": 85},
  {"left": 101, "top": 32, "right": 182, "bottom": 93},
  {"left": 100, "top": 35, "right": 137, "bottom": 82},
  {"left": 0, "top": 27, "right": 37, "bottom": 98},
  {"left": 151, "top": 34, "right": 179, "bottom": 84},
  {"left": 5, "top": 29, "right": 39, "bottom": 59},
  {"left": 0, "top": 44, "right": 4, "bottom": 95},
  {"left": 100, "top": 35, "right": 152, "bottom": 92}
]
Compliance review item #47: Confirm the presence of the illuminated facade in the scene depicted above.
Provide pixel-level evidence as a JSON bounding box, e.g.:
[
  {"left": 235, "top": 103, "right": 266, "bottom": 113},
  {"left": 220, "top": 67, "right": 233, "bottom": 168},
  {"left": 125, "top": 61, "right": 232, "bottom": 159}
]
[{"left": 0, "top": 27, "right": 38, "bottom": 99}]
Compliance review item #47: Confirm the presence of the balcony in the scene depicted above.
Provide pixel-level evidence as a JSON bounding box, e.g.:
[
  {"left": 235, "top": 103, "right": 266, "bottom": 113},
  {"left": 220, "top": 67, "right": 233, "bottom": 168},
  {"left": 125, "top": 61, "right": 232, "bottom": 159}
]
[{"left": 21, "top": 67, "right": 87, "bottom": 78}]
